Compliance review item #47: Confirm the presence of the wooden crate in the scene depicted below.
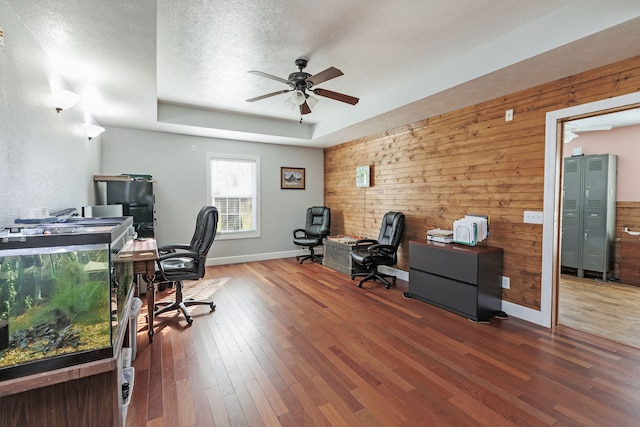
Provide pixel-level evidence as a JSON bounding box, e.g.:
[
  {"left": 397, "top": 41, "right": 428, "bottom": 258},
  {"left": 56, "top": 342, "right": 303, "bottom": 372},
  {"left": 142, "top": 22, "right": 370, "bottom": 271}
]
[{"left": 323, "top": 237, "right": 368, "bottom": 276}]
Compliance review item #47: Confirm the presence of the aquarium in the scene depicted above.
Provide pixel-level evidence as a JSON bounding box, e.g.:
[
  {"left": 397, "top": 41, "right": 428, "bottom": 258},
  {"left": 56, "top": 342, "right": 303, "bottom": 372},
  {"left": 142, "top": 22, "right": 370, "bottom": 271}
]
[{"left": 0, "top": 217, "right": 134, "bottom": 381}]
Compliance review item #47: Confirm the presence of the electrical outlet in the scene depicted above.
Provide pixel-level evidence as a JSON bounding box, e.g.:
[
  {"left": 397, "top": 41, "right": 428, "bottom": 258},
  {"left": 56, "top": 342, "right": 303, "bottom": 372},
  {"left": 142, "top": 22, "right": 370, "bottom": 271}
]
[
  {"left": 505, "top": 109, "right": 513, "bottom": 121},
  {"left": 523, "top": 210, "right": 543, "bottom": 224},
  {"left": 501, "top": 276, "right": 510, "bottom": 289}
]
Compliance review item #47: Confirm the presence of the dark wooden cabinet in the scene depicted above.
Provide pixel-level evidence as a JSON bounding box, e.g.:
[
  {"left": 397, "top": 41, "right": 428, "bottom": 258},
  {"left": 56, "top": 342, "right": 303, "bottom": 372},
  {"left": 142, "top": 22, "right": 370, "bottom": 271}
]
[{"left": 408, "top": 240, "right": 503, "bottom": 321}]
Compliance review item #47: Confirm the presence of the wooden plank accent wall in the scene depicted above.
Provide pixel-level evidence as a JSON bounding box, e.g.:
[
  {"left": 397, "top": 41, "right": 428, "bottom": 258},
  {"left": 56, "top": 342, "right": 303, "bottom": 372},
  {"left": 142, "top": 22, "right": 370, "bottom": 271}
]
[
  {"left": 616, "top": 201, "right": 640, "bottom": 234},
  {"left": 614, "top": 201, "right": 640, "bottom": 282},
  {"left": 324, "top": 55, "right": 640, "bottom": 311}
]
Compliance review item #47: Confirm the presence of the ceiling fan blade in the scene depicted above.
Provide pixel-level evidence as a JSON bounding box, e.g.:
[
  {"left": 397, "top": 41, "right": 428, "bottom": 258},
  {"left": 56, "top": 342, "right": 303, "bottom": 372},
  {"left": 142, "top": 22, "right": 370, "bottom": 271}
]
[
  {"left": 313, "top": 88, "right": 359, "bottom": 105},
  {"left": 306, "top": 67, "right": 343, "bottom": 86},
  {"left": 248, "top": 70, "right": 290, "bottom": 85},
  {"left": 246, "top": 90, "right": 290, "bottom": 102},
  {"left": 300, "top": 102, "right": 312, "bottom": 115},
  {"left": 572, "top": 125, "right": 613, "bottom": 133}
]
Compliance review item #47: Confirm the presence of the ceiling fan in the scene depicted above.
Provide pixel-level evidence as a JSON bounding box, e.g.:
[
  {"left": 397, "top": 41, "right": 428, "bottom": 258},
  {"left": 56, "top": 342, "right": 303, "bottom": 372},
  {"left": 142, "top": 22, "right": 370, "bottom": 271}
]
[
  {"left": 246, "top": 58, "right": 359, "bottom": 115},
  {"left": 564, "top": 124, "right": 613, "bottom": 142}
]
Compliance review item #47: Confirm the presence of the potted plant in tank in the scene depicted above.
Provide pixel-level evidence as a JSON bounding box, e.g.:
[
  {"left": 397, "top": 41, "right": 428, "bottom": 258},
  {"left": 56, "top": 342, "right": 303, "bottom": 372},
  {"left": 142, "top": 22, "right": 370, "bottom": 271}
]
[{"left": 0, "top": 258, "right": 18, "bottom": 351}]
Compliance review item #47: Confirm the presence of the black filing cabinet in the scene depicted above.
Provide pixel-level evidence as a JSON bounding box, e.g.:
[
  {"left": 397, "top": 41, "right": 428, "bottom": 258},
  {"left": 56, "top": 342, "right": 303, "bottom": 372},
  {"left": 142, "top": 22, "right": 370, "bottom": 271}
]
[{"left": 408, "top": 240, "right": 503, "bottom": 321}]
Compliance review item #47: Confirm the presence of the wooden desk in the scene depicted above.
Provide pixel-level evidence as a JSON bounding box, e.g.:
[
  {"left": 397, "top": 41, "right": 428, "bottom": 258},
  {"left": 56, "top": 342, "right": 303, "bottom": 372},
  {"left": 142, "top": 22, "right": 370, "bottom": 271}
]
[{"left": 120, "top": 238, "right": 159, "bottom": 342}]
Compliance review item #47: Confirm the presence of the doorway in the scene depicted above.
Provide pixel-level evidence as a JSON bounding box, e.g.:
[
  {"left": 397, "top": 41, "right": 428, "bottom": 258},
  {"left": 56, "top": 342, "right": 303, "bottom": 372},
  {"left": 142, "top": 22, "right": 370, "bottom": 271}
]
[
  {"left": 541, "top": 92, "right": 640, "bottom": 332},
  {"left": 557, "top": 108, "right": 640, "bottom": 348}
]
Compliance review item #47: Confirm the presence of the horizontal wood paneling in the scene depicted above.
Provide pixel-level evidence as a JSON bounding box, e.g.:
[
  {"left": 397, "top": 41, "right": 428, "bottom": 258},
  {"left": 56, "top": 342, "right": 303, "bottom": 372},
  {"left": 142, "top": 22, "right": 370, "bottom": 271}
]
[
  {"left": 325, "top": 55, "right": 640, "bottom": 310},
  {"left": 616, "top": 201, "right": 640, "bottom": 235}
]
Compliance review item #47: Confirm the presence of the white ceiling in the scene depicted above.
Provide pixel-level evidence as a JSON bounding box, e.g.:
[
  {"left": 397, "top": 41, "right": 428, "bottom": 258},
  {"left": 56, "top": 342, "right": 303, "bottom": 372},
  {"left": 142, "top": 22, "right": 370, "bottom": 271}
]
[{"left": 8, "top": 0, "right": 640, "bottom": 147}]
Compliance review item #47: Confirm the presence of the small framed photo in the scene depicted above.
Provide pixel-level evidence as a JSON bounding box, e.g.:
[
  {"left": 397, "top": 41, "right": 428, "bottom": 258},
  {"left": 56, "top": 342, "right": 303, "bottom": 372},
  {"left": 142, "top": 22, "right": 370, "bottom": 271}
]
[
  {"left": 356, "top": 165, "right": 370, "bottom": 187},
  {"left": 281, "top": 167, "right": 305, "bottom": 189}
]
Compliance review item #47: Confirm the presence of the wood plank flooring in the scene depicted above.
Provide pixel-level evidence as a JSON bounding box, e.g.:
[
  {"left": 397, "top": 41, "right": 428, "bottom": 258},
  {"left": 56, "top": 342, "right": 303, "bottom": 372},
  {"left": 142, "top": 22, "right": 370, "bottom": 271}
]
[
  {"left": 559, "top": 274, "right": 640, "bottom": 349},
  {"left": 127, "top": 258, "right": 640, "bottom": 427}
]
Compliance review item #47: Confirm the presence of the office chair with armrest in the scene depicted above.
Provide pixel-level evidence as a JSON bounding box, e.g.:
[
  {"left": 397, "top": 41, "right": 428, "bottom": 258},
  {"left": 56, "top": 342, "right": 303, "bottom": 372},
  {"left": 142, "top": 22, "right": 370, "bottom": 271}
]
[
  {"left": 293, "top": 206, "right": 331, "bottom": 264},
  {"left": 351, "top": 211, "right": 405, "bottom": 289},
  {"left": 153, "top": 205, "right": 218, "bottom": 325}
]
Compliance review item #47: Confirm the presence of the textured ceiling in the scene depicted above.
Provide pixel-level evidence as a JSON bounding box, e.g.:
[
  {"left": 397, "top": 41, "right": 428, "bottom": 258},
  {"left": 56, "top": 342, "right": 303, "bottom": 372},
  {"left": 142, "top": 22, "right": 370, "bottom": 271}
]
[{"left": 8, "top": 0, "right": 640, "bottom": 147}]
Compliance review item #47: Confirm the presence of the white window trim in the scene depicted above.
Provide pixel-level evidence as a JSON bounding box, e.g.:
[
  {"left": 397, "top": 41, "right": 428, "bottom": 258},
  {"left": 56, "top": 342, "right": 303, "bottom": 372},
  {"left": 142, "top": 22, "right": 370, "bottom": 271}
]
[{"left": 206, "top": 152, "right": 261, "bottom": 240}]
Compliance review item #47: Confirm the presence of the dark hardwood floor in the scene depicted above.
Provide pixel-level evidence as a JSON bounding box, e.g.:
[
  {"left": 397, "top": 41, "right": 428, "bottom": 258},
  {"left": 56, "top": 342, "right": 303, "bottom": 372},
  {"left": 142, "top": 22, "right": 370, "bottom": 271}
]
[{"left": 127, "top": 258, "right": 640, "bottom": 427}]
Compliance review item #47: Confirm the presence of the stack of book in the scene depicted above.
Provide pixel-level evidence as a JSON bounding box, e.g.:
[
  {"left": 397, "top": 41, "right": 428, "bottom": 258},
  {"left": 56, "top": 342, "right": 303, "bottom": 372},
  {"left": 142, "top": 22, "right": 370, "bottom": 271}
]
[{"left": 427, "top": 228, "right": 454, "bottom": 243}]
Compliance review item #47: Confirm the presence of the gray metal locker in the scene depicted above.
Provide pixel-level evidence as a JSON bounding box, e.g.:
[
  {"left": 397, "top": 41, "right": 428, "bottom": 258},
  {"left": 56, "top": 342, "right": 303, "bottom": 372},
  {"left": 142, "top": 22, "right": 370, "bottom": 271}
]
[{"left": 561, "top": 154, "right": 617, "bottom": 280}]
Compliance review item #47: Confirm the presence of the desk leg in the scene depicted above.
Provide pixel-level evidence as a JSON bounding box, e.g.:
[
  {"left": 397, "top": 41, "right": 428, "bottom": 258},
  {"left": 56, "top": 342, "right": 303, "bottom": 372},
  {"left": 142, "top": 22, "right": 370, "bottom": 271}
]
[{"left": 145, "top": 275, "right": 155, "bottom": 343}]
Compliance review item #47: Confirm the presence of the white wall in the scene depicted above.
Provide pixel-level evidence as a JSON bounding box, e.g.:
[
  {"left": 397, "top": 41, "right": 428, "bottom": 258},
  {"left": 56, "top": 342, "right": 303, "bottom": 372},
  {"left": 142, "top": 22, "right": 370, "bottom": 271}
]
[
  {"left": 101, "top": 127, "right": 325, "bottom": 263},
  {"left": 564, "top": 124, "right": 640, "bottom": 201},
  {"left": 0, "top": 0, "right": 102, "bottom": 225}
]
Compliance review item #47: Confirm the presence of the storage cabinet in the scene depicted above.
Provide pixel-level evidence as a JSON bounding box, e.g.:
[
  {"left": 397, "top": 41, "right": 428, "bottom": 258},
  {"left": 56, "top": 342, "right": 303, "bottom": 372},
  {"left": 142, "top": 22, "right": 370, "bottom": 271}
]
[
  {"left": 407, "top": 241, "right": 503, "bottom": 322},
  {"left": 561, "top": 154, "right": 617, "bottom": 280}
]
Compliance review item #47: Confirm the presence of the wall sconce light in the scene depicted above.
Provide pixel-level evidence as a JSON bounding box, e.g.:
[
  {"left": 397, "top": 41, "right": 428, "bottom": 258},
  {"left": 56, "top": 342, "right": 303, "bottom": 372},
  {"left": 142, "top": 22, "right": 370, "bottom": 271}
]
[
  {"left": 51, "top": 88, "right": 81, "bottom": 112},
  {"left": 85, "top": 124, "right": 105, "bottom": 140}
]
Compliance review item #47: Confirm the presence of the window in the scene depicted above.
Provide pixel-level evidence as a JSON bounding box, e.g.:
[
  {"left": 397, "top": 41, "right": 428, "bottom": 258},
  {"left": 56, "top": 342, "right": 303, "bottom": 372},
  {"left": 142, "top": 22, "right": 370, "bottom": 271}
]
[{"left": 207, "top": 153, "right": 260, "bottom": 239}]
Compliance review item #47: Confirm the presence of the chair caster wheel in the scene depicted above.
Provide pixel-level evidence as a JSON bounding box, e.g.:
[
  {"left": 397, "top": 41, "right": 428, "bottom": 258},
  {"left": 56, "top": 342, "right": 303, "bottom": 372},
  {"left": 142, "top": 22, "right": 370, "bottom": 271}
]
[
  {"left": 357, "top": 283, "right": 363, "bottom": 288},
  {"left": 385, "top": 284, "right": 391, "bottom": 289},
  {"left": 210, "top": 303, "right": 216, "bottom": 311},
  {"left": 351, "top": 275, "right": 355, "bottom": 280},
  {"left": 186, "top": 317, "right": 193, "bottom": 325}
]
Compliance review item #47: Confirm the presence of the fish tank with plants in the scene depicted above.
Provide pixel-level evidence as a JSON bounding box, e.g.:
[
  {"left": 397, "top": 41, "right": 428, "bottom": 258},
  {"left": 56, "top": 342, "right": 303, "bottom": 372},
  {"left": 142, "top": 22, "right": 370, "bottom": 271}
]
[{"left": 0, "top": 217, "right": 134, "bottom": 381}]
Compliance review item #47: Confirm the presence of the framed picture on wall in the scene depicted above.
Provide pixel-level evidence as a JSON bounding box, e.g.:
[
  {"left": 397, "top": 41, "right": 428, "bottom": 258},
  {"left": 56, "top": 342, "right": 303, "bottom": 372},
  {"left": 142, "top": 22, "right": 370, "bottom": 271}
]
[
  {"left": 281, "top": 167, "right": 305, "bottom": 189},
  {"left": 356, "top": 165, "right": 370, "bottom": 187}
]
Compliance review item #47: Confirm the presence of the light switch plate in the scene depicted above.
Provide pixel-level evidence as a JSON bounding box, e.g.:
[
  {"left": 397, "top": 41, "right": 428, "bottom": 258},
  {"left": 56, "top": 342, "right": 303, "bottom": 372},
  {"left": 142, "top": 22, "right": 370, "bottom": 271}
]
[
  {"left": 523, "top": 210, "right": 544, "bottom": 224},
  {"left": 505, "top": 109, "right": 513, "bottom": 121},
  {"left": 501, "top": 276, "right": 510, "bottom": 289}
]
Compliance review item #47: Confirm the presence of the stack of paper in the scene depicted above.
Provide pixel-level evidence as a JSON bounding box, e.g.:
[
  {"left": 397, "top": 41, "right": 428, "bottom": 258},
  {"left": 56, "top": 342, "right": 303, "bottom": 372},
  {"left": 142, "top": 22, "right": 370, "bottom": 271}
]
[
  {"left": 453, "top": 215, "right": 488, "bottom": 246},
  {"left": 427, "top": 228, "right": 454, "bottom": 243}
]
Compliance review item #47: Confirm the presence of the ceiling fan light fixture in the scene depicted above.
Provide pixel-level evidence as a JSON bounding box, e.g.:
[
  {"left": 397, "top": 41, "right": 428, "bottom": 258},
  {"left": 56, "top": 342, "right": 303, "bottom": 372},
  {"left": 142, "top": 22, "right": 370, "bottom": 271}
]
[
  {"left": 306, "top": 95, "right": 319, "bottom": 110},
  {"left": 248, "top": 58, "right": 357, "bottom": 114},
  {"left": 283, "top": 95, "right": 297, "bottom": 110},
  {"left": 290, "top": 90, "right": 306, "bottom": 106}
]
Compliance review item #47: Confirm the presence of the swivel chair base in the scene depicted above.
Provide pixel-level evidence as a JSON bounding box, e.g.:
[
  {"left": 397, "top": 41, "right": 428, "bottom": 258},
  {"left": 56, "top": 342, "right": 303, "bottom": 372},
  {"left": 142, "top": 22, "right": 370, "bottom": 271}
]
[
  {"left": 351, "top": 269, "right": 397, "bottom": 289},
  {"left": 296, "top": 247, "right": 323, "bottom": 264},
  {"left": 154, "top": 281, "right": 216, "bottom": 325}
]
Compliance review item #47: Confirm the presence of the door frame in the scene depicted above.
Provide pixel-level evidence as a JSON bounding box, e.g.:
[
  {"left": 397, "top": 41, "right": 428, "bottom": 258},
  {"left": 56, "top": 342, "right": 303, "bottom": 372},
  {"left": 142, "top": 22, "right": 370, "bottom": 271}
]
[{"left": 539, "top": 91, "right": 640, "bottom": 327}]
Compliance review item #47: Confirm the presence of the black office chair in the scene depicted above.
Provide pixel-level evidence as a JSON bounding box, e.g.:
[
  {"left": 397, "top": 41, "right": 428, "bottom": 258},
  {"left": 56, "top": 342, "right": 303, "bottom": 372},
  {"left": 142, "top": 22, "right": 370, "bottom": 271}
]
[
  {"left": 293, "top": 206, "right": 331, "bottom": 264},
  {"left": 351, "top": 211, "right": 405, "bottom": 289},
  {"left": 152, "top": 205, "right": 218, "bottom": 325}
]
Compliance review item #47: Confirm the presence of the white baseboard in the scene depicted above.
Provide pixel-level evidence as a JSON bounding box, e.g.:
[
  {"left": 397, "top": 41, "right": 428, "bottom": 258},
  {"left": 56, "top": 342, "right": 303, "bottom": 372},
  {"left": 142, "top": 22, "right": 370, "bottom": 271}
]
[
  {"left": 379, "top": 265, "right": 409, "bottom": 282},
  {"left": 500, "top": 301, "right": 546, "bottom": 327},
  {"left": 205, "top": 250, "right": 305, "bottom": 266}
]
